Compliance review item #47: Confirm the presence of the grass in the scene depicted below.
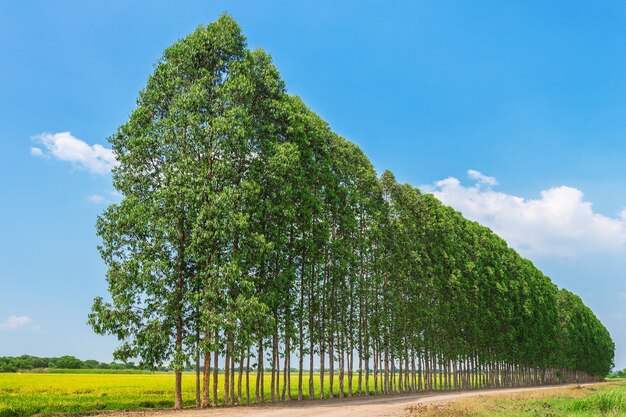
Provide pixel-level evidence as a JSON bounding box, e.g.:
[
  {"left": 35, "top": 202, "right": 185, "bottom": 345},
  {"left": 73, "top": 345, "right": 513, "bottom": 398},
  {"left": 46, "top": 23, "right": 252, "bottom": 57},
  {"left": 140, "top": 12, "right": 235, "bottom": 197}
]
[
  {"left": 0, "top": 371, "right": 377, "bottom": 416},
  {"left": 407, "top": 379, "right": 626, "bottom": 417}
]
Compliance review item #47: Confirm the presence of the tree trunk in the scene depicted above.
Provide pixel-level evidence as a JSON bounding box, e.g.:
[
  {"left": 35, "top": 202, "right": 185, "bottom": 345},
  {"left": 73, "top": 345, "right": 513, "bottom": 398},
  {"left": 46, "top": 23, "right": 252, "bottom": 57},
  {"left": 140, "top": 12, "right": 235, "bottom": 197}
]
[
  {"left": 238, "top": 350, "right": 244, "bottom": 404},
  {"left": 298, "top": 272, "right": 304, "bottom": 400},
  {"left": 339, "top": 328, "right": 345, "bottom": 398},
  {"left": 364, "top": 350, "right": 370, "bottom": 397},
  {"left": 212, "top": 347, "right": 219, "bottom": 406},
  {"left": 195, "top": 338, "right": 201, "bottom": 408},
  {"left": 256, "top": 338, "right": 263, "bottom": 403},
  {"left": 224, "top": 343, "right": 230, "bottom": 406},
  {"left": 329, "top": 338, "right": 335, "bottom": 398},
  {"left": 282, "top": 318, "right": 290, "bottom": 400},
  {"left": 246, "top": 347, "right": 251, "bottom": 405},
  {"left": 320, "top": 344, "right": 326, "bottom": 400},
  {"left": 271, "top": 316, "right": 278, "bottom": 402},
  {"left": 373, "top": 344, "right": 378, "bottom": 395},
  {"left": 230, "top": 353, "right": 235, "bottom": 405},
  {"left": 202, "top": 349, "right": 211, "bottom": 408},
  {"left": 175, "top": 370, "right": 183, "bottom": 410}
]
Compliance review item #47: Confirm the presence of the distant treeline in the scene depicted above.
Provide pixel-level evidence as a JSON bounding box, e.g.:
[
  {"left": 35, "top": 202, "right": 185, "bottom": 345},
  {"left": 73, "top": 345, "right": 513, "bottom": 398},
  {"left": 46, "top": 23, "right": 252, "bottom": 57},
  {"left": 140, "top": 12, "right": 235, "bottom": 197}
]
[
  {"left": 0, "top": 355, "right": 152, "bottom": 373},
  {"left": 0, "top": 355, "right": 298, "bottom": 373}
]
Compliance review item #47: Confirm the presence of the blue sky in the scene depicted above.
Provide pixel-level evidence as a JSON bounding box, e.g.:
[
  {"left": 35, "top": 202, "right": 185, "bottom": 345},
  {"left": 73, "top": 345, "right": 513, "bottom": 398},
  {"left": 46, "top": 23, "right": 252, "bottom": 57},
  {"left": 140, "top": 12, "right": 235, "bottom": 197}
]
[{"left": 1, "top": 1, "right": 625, "bottom": 369}]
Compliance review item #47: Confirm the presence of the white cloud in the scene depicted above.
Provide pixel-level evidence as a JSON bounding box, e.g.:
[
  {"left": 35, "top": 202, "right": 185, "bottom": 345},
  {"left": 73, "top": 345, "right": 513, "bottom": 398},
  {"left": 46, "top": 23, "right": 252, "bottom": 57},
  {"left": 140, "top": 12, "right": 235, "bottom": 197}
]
[
  {"left": 619, "top": 292, "right": 626, "bottom": 301},
  {"left": 424, "top": 170, "right": 626, "bottom": 258},
  {"left": 30, "top": 147, "right": 44, "bottom": 157},
  {"left": 32, "top": 132, "right": 117, "bottom": 174},
  {"left": 0, "top": 315, "right": 34, "bottom": 331},
  {"left": 87, "top": 194, "right": 105, "bottom": 204},
  {"left": 467, "top": 169, "right": 497, "bottom": 186}
]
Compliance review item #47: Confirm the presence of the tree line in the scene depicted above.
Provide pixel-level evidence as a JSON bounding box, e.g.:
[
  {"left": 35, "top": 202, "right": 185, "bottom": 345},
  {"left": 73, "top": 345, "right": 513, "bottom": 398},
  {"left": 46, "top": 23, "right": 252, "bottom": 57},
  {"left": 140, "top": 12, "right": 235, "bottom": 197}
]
[
  {"left": 0, "top": 355, "right": 139, "bottom": 372},
  {"left": 88, "top": 15, "right": 615, "bottom": 409}
]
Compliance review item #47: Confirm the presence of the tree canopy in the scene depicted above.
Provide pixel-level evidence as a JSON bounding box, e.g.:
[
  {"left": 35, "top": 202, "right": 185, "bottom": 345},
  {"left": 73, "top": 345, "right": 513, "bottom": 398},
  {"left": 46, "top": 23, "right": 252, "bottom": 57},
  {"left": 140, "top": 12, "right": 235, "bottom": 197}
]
[{"left": 89, "top": 15, "right": 615, "bottom": 408}]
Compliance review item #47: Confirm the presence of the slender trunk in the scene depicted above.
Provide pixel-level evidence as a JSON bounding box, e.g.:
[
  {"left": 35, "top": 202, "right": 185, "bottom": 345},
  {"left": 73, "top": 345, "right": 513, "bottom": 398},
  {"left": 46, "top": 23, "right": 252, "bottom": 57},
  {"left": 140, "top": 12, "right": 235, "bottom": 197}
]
[
  {"left": 358, "top": 348, "right": 363, "bottom": 396},
  {"left": 224, "top": 343, "right": 230, "bottom": 406},
  {"left": 246, "top": 347, "right": 251, "bottom": 405},
  {"left": 174, "top": 250, "right": 184, "bottom": 409},
  {"left": 391, "top": 352, "right": 395, "bottom": 394},
  {"left": 256, "top": 338, "right": 263, "bottom": 403},
  {"left": 320, "top": 344, "right": 326, "bottom": 400},
  {"left": 329, "top": 337, "right": 335, "bottom": 398},
  {"left": 438, "top": 354, "right": 443, "bottom": 390},
  {"left": 338, "top": 328, "right": 345, "bottom": 398},
  {"left": 308, "top": 263, "right": 315, "bottom": 400},
  {"left": 364, "top": 349, "right": 370, "bottom": 396},
  {"left": 260, "top": 342, "right": 265, "bottom": 402},
  {"left": 373, "top": 344, "right": 378, "bottom": 395},
  {"left": 255, "top": 343, "right": 261, "bottom": 403},
  {"left": 275, "top": 332, "right": 280, "bottom": 400},
  {"left": 212, "top": 347, "right": 218, "bottom": 406},
  {"left": 271, "top": 315, "right": 278, "bottom": 402},
  {"left": 384, "top": 346, "right": 389, "bottom": 394},
  {"left": 410, "top": 351, "right": 414, "bottom": 392},
  {"left": 298, "top": 263, "right": 305, "bottom": 400},
  {"left": 230, "top": 353, "right": 235, "bottom": 406},
  {"left": 202, "top": 349, "right": 211, "bottom": 408},
  {"left": 238, "top": 350, "right": 244, "bottom": 404},
  {"left": 282, "top": 317, "right": 290, "bottom": 400},
  {"left": 417, "top": 350, "right": 422, "bottom": 392},
  {"left": 308, "top": 344, "right": 314, "bottom": 399},
  {"left": 195, "top": 330, "right": 201, "bottom": 408},
  {"left": 347, "top": 336, "right": 353, "bottom": 397}
]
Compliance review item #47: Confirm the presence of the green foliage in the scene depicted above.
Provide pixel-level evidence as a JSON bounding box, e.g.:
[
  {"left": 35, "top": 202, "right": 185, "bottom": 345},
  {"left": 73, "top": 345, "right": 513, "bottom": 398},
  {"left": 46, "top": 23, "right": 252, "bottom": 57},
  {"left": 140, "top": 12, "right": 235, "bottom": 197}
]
[{"left": 89, "top": 13, "right": 615, "bottom": 409}]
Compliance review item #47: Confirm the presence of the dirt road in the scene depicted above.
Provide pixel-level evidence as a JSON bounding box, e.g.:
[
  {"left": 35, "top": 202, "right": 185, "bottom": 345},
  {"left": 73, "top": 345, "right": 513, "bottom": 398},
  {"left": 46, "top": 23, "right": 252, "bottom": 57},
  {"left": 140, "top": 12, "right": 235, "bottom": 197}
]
[{"left": 93, "top": 384, "right": 593, "bottom": 417}]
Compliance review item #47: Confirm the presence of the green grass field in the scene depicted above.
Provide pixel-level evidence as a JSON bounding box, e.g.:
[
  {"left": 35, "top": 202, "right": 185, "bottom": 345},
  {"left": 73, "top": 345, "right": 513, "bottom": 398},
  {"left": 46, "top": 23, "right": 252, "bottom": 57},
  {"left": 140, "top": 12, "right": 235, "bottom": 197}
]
[{"left": 408, "top": 379, "right": 626, "bottom": 417}]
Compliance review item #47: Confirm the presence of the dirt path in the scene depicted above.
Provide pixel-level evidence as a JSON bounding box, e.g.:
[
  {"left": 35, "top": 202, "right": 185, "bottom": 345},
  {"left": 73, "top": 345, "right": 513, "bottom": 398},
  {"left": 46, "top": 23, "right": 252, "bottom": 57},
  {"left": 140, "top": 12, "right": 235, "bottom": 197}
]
[{"left": 92, "top": 384, "right": 596, "bottom": 417}]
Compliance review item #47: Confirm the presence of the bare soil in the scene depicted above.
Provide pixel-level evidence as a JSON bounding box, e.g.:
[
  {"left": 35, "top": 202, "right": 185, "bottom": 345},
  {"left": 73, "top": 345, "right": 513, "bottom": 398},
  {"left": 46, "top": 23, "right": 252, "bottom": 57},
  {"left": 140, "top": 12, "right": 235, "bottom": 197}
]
[{"left": 87, "top": 384, "right": 599, "bottom": 417}]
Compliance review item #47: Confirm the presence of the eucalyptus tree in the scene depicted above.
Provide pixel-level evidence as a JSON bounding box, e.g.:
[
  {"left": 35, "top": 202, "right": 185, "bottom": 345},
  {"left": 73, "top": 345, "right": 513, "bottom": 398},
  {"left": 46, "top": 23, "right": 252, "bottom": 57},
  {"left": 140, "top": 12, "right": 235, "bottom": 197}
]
[
  {"left": 88, "top": 15, "right": 248, "bottom": 407},
  {"left": 89, "top": 15, "right": 283, "bottom": 409}
]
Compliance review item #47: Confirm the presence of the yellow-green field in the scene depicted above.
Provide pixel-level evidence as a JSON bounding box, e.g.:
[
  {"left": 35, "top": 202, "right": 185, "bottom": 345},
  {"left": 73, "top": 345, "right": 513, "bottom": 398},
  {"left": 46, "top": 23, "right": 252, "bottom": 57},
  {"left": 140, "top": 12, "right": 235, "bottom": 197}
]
[
  {"left": 408, "top": 380, "right": 626, "bottom": 417},
  {"left": 0, "top": 371, "right": 376, "bottom": 416},
  {"left": 1, "top": 372, "right": 184, "bottom": 416}
]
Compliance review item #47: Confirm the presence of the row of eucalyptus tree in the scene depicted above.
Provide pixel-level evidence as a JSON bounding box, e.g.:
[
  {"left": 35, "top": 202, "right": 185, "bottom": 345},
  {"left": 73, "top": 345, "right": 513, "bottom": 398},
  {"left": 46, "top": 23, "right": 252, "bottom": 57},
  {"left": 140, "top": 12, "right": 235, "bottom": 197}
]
[{"left": 89, "top": 15, "right": 614, "bottom": 409}]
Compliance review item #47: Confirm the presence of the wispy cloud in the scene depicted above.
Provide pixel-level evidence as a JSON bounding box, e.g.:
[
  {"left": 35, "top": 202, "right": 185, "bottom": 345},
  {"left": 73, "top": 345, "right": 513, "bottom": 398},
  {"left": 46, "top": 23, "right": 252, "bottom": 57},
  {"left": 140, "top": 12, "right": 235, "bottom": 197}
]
[
  {"left": 0, "top": 315, "right": 35, "bottom": 331},
  {"left": 422, "top": 170, "right": 626, "bottom": 258},
  {"left": 467, "top": 169, "right": 497, "bottom": 186},
  {"left": 87, "top": 194, "right": 105, "bottom": 204},
  {"left": 30, "top": 147, "right": 44, "bottom": 157},
  {"left": 31, "top": 132, "right": 117, "bottom": 174},
  {"left": 86, "top": 191, "right": 122, "bottom": 205}
]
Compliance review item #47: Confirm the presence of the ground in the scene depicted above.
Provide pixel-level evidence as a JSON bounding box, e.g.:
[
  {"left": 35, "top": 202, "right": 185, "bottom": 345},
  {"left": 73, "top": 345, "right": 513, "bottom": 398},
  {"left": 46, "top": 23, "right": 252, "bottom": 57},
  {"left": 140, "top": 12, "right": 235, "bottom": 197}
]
[{"left": 87, "top": 382, "right": 626, "bottom": 417}]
